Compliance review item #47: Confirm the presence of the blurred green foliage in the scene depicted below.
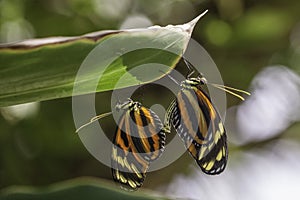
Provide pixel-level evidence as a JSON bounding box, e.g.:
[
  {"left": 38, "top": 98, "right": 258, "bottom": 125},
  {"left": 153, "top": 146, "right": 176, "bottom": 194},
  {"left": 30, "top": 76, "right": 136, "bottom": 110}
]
[
  {"left": 0, "top": 178, "right": 169, "bottom": 200},
  {"left": 1, "top": 0, "right": 300, "bottom": 198}
]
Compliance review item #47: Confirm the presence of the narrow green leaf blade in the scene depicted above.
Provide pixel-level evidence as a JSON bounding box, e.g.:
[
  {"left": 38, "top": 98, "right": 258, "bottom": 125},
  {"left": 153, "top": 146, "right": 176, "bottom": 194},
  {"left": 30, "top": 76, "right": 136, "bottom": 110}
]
[{"left": 0, "top": 14, "right": 204, "bottom": 107}]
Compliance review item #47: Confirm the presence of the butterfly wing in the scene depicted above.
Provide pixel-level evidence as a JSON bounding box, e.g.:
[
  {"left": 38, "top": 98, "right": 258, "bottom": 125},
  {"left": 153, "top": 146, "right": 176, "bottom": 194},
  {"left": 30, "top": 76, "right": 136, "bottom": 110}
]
[
  {"left": 171, "top": 86, "right": 228, "bottom": 175},
  {"left": 111, "top": 105, "right": 165, "bottom": 190}
]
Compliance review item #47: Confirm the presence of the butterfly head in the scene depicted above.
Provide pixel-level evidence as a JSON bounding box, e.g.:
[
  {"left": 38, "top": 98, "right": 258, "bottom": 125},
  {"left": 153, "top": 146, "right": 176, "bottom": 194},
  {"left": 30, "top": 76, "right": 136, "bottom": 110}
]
[
  {"left": 181, "top": 75, "right": 208, "bottom": 88},
  {"left": 115, "top": 98, "right": 141, "bottom": 112}
]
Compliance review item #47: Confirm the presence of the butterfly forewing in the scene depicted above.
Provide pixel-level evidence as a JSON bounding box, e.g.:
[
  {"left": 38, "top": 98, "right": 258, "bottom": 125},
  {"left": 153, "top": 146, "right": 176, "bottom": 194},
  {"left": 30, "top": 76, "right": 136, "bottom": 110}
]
[
  {"left": 170, "top": 82, "right": 228, "bottom": 175},
  {"left": 111, "top": 102, "right": 165, "bottom": 190}
]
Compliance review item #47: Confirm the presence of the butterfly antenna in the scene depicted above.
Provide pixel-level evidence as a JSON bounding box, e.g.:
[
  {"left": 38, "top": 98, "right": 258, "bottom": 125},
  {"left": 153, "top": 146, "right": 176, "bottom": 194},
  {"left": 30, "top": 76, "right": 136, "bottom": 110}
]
[
  {"left": 209, "top": 83, "right": 250, "bottom": 101},
  {"left": 212, "top": 83, "right": 251, "bottom": 95},
  {"left": 75, "top": 112, "right": 112, "bottom": 133},
  {"left": 159, "top": 70, "right": 180, "bottom": 85}
]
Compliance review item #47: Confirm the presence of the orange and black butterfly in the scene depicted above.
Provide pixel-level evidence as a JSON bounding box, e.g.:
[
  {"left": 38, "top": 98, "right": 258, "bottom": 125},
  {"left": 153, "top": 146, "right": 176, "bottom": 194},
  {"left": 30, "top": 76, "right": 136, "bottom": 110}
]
[
  {"left": 76, "top": 99, "right": 165, "bottom": 190},
  {"left": 111, "top": 99, "right": 165, "bottom": 190},
  {"left": 164, "top": 59, "right": 250, "bottom": 174}
]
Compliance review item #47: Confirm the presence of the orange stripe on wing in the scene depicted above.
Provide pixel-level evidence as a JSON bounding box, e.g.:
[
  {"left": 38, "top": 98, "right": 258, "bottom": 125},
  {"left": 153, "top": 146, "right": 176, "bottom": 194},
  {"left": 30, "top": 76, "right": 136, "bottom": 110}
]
[
  {"left": 139, "top": 107, "right": 162, "bottom": 159},
  {"left": 124, "top": 112, "right": 147, "bottom": 166},
  {"left": 140, "top": 107, "right": 154, "bottom": 124},
  {"left": 177, "top": 92, "right": 196, "bottom": 138},
  {"left": 178, "top": 91, "right": 207, "bottom": 145},
  {"left": 134, "top": 109, "right": 151, "bottom": 153},
  {"left": 196, "top": 89, "right": 216, "bottom": 120},
  {"left": 115, "top": 117, "right": 130, "bottom": 152},
  {"left": 184, "top": 89, "right": 208, "bottom": 143}
]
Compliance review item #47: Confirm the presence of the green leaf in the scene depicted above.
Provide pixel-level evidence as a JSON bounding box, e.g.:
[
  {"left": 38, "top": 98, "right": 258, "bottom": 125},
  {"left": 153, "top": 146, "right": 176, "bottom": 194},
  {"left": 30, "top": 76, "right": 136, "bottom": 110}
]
[
  {"left": 0, "top": 13, "right": 205, "bottom": 107},
  {"left": 0, "top": 177, "right": 170, "bottom": 200}
]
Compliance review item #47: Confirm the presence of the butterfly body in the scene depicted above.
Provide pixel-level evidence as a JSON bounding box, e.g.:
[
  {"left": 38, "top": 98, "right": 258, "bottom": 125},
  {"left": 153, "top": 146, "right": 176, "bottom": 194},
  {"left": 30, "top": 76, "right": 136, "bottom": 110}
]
[{"left": 111, "top": 99, "right": 166, "bottom": 190}]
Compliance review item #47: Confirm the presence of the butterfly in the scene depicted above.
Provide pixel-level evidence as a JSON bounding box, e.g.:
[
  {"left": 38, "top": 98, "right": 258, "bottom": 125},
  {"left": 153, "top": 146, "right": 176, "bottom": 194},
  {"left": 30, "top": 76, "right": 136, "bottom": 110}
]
[
  {"left": 163, "top": 59, "right": 250, "bottom": 174},
  {"left": 76, "top": 99, "right": 166, "bottom": 190},
  {"left": 111, "top": 99, "right": 166, "bottom": 190}
]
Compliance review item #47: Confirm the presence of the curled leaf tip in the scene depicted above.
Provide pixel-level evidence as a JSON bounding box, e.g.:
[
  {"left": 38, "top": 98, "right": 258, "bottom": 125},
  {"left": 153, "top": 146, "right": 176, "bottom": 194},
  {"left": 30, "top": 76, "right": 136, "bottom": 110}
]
[
  {"left": 183, "top": 10, "right": 208, "bottom": 34},
  {"left": 190, "top": 10, "right": 208, "bottom": 26}
]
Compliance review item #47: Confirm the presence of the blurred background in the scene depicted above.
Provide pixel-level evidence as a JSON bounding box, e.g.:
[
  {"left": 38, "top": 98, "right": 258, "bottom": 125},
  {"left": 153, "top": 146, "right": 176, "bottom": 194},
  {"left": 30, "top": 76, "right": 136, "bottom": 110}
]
[{"left": 1, "top": 0, "right": 300, "bottom": 199}]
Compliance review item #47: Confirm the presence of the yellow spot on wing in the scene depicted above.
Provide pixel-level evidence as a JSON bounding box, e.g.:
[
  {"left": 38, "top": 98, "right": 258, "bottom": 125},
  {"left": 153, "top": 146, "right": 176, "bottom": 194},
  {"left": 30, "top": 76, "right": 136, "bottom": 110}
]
[
  {"left": 205, "top": 161, "right": 215, "bottom": 171},
  {"left": 128, "top": 180, "right": 137, "bottom": 188},
  {"left": 120, "top": 174, "right": 127, "bottom": 183},
  {"left": 117, "top": 156, "right": 124, "bottom": 167},
  {"left": 123, "top": 157, "right": 131, "bottom": 170},
  {"left": 198, "top": 146, "right": 207, "bottom": 160},
  {"left": 112, "top": 147, "right": 117, "bottom": 160},
  {"left": 131, "top": 164, "right": 143, "bottom": 179},
  {"left": 214, "top": 130, "right": 221, "bottom": 144},
  {"left": 216, "top": 150, "right": 223, "bottom": 161},
  {"left": 219, "top": 123, "right": 224, "bottom": 134}
]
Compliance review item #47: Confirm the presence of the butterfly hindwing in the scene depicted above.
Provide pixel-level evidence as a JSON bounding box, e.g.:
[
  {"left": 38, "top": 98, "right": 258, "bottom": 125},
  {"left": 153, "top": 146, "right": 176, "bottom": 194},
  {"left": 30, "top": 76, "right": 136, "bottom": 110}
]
[{"left": 111, "top": 101, "right": 165, "bottom": 190}]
